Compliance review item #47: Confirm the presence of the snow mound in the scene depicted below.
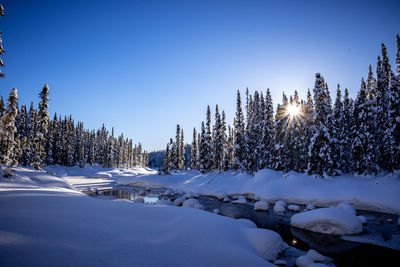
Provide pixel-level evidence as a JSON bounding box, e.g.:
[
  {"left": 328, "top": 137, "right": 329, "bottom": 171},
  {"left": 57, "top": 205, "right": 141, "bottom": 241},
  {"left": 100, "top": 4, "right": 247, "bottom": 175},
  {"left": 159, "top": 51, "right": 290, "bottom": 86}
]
[
  {"left": 357, "top": 215, "right": 367, "bottom": 224},
  {"left": 232, "top": 196, "right": 247, "bottom": 204},
  {"left": 213, "top": 208, "right": 220, "bottom": 214},
  {"left": 223, "top": 197, "right": 231, "bottom": 202},
  {"left": 244, "top": 228, "right": 285, "bottom": 261},
  {"left": 174, "top": 196, "right": 186, "bottom": 206},
  {"left": 288, "top": 204, "right": 300, "bottom": 212},
  {"left": 163, "top": 189, "right": 174, "bottom": 196},
  {"left": 307, "top": 249, "right": 325, "bottom": 262},
  {"left": 274, "top": 201, "right": 287, "bottom": 213},
  {"left": 237, "top": 219, "right": 257, "bottom": 228},
  {"left": 337, "top": 202, "right": 357, "bottom": 215},
  {"left": 295, "top": 255, "right": 314, "bottom": 267},
  {"left": 307, "top": 263, "right": 329, "bottom": 267},
  {"left": 182, "top": 198, "right": 204, "bottom": 210},
  {"left": 184, "top": 192, "right": 194, "bottom": 199},
  {"left": 134, "top": 198, "right": 144, "bottom": 204},
  {"left": 291, "top": 207, "right": 363, "bottom": 235},
  {"left": 155, "top": 199, "right": 174, "bottom": 206},
  {"left": 254, "top": 200, "right": 269, "bottom": 211},
  {"left": 306, "top": 204, "right": 316, "bottom": 210},
  {"left": 273, "top": 259, "right": 287, "bottom": 266}
]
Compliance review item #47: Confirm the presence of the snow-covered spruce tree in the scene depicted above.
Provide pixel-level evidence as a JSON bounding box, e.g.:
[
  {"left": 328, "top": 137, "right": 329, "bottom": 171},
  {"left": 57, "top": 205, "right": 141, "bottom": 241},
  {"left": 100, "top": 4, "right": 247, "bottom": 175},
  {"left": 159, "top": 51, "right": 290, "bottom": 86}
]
[
  {"left": 351, "top": 79, "right": 368, "bottom": 174},
  {"left": 332, "top": 84, "right": 344, "bottom": 174},
  {"left": 233, "top": 90, "right": 246, "bottom": 170},
  {"left": 287, "top": 91, "right": 303, "bottom": 172},
  {"left": 307, "top": 73, "right": 335, "bottom": 177},
  {"left": 389, "top": 34, "right": 400, "bottom": 170},
  {"left": 0, "top": 88, "right": 18, "bottom": 176},
  {"left": 375, "top": 44, "right": 393, "bottom": 171},
  {"left": 0, "top": 96, "right": 4, "bottom": 116},
  {"left": 178, "top": 128, "right": 185, "bottom": 169},
  {"left": 213, "top": 105, "right": 224, "bottom": 170},
  {"left": 204, "top": 106, "right": 214, "bottom": 172},
  {"left": 162, "top": 143, "right": 171, "bottom": 174},
  {"left": 0, "top": 5, "right": 5, "bottom": 78},
  {"left": 245, "top": 91, "right": 262, "bottom": 174},
  {"left": 272, "top": 93, "right": 288, "bottom": 171},
  {"left": 199, "top": 121, "right": 208, "bottom": 173},
  {"left": 224, "top": 125, "right": 234, "bottom": 170},
  {"left": 261, "top": 89, "right": 275, "bottom": 168},
  {"left": 32, "top": 84, "right": 50, "bottom": 170},
  {"left": 340, "top": 88, "right": 353, "bottom": 174},
  {"left": 190, "top": 127, "right": 199, "bottom": 170}
]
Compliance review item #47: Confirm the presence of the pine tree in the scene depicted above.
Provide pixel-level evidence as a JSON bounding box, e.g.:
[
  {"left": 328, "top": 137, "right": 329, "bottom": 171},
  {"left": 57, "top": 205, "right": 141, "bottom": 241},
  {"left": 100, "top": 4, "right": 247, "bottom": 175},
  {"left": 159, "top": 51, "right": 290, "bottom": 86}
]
[
  {"left": 261, "top": 89, "right": 275, "bottom": 168},
  {"left": 233, "top": 90, "right": 246, "bottom": 170},
  {"left": 178, "top": 128, "right": 185, "bottom": 169},
  {"left": 0, "top": 88, "right": 18, "bottom": 176},
  {"left": 162, "top": 143, "right": 171, "bottom": 174},
  {"left": 213, "top": 105, "right": 224, "bottom": 170},
  {"left": 307, "top": 73, "right": 334, "bottom": 177},
  {"left": 190, "top": 127, "right": 199, "bottom": 170},
  {"left": 272, "top": 93, "right": 289, "bottom": 171},
  {"left": 32, "top": 85, "right": 50, "bottom": 170},
  {"left": 204, "top": 106, "right": 213, "bottom": 171},
  {"left": 332, "top": 84, "right": 344, "bottom": 173},
  {"left": 389, "top": 34, "right": 400, "bottom": 170}
]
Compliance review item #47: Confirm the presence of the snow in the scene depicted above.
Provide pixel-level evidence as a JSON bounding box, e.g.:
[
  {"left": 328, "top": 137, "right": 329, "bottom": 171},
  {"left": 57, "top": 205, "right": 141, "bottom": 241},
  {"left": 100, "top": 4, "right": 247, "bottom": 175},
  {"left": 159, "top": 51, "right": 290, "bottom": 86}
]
[
  {"left": 232, "top": 195, "right": 247, "bottom": 204},
  {"left": 291, "top": 207, "right": 363, "bottom": 235},
  {"left": 307, "top": 249, "right": 325, "bottom": 262},
  {"left": 0, "top": 166, "right": 280, "bottom": 267},
  {"left": 295, "top": 255, "right": 314, "bottom": 267},
  {"left": 288, "top": 204, "right": 301, "bottom": 212},
  {"left": 213, "top": 208, "right": 220, "bottom": 214},
  {"left": 274, "top": 201, "right": 287, "bottom": 213},
  {"left": 357, "top": 215, "right": 367, "bottom": 224},
  {"left": 308, "top": 264, "right": 329, "bottom": 267},
  {"left": 182, "top": 198, "right": 204, "bottom": 210},
  {"left": 254, "top": 200, "right": 269, "bottom": 211},
  {"left": 273, "top": 259, "right": 287, "bottom": 265},
  {"left": 115, "top": 169, "right": 400, "bottom": 214},
  {"left": 306, "top": 204, "right": 316, "bottom": 210},
  {"left": 244, "top": 228, "right": 286, "bottom": 261},
  {"left": 337, "top": 202, "right": 357, "bottom": 215},
  {"left": 174, "top": 196, "right": 186, "bottom": 206},
  {"left": 223, "top": 197, "right": 231, "bottom": 202},
  {"left": 237, "top": 218, "right": 258, "bottom": 228}
]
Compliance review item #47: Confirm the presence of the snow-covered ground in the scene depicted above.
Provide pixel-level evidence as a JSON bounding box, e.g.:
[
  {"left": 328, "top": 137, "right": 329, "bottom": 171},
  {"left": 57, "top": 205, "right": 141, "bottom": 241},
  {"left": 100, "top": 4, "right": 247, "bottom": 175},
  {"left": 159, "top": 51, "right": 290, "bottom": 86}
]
[
  {"left": 112, "top": 168, "right": 400, "bottom": 214},
  {"left": 0, "top": 165, "right": 297, "bottom": 267}
]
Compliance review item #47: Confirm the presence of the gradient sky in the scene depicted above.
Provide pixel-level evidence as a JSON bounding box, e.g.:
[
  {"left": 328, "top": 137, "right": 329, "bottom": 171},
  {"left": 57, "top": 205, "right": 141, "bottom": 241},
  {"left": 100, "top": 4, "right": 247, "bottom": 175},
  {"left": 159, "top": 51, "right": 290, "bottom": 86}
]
[{"left": 1, "top": 0, "right": 399, "bottom": 151}]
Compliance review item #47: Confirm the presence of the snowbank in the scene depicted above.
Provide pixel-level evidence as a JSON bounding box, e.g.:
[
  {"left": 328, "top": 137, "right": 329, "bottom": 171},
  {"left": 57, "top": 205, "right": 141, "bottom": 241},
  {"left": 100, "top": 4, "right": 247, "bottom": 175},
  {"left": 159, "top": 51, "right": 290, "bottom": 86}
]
[
  {"left": 290, "top": 207, "right": 363, "bottom": 235},
  {"left": 0, "top": 166, "right": 279, "bottom": 267},
  {"left": 114, "top": 168, "right": 400, "bottom": 214}
]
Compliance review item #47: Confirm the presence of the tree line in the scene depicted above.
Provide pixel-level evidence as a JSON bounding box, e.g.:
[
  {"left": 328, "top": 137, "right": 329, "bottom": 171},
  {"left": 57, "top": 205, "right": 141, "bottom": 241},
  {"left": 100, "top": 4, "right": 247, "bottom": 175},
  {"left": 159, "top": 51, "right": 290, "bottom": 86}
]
[
  {"left": 0, "top": 86, "right": 148, "bottom": 176},
  {"left": 162, "top": 35, "right": 400, "bottom": 177}
]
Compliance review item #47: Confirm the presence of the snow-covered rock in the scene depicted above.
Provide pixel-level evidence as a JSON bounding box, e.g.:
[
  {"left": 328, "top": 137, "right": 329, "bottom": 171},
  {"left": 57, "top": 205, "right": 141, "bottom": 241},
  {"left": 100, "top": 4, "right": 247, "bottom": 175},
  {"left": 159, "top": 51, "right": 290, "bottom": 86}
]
[
  {"left": 295, "top": 255, "right": 314, "bottom": 267},
  {"left": 307, "top": 263, "right": 329, "bottom": 267},
  {"left": 134, "top": 198, "right": 144, "bottom": 204},
  {"left": 155, "top": 199, "right": 174, "bottom": 206},
  {"left": 184, "top": 192, "right": 194, "bottom": 199},
  {"left": 357, "top": 215, "right": 367, "bottom": 224},
  {"left": 138, "top": 190, "right": 146, "bottom": 196},
  {"left": 223, "top": 197, "right": 231, "bottom": 203},
  {"left": 237, "top": 218, "right": 257, "bottom": 228},
  {"left": 244, "top": 228, "right": 285, "bottom": 261},
  {"left": 307, "top": 249, "right": 325, "bottom": 262},
  {"left": 274, "top": 201, "right": 287, "bottom": 213},
  {"left": 306, "top": 204, "right": 315, "bottom": 210},
  {"left": 337, "top": 202, "right": 357, "bottom": 215},
  {"left": 163, "top": 189, "right": 174, "bottom": 196},
  {"left": 291, "top": 207, "right": 363, "bottom": 235},
  {"left": 213, "top": 208, "right": 220, "bottom": 214},
  {"left": 182, "top": 198, "right": 204, "bottom": 210},
  {"left": 288, "top": 204, "right": 300, "bottom": 212},
  {"left": 174, "top": 196, "right": 186, "bottom": 206},
  {"left": 254, "top": 200, "right": 269, "bottom": 211},
  {"left": 232, "top": 196, "right": 247, "bottom": 204},
  {"left": 273, "top": 259, "right": 287, "bottom": 266}
]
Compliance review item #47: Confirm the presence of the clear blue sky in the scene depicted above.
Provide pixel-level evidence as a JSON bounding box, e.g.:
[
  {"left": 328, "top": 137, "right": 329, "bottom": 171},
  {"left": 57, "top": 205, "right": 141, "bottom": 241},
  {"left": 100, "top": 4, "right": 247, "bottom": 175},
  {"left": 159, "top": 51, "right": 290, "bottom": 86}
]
[{"left": 1, "top": 0, "right": 399, "bottom": 151}]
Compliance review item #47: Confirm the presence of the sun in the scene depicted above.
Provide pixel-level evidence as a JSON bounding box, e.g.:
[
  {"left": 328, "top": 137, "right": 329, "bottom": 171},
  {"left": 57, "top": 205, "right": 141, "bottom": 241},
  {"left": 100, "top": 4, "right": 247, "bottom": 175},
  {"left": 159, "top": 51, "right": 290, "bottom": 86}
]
[{"left": 286, "top": 104, "right": 300, "bottom": 118}]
